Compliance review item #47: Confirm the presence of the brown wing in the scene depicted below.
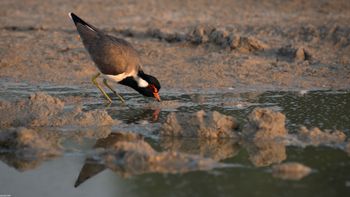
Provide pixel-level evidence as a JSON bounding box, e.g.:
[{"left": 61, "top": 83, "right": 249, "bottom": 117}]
[
  {"left": 84, "top": 34, "right": 141, "bottom": 75},
  {"left": 71, "top": 14, "right": 141, "bottom": 75}
]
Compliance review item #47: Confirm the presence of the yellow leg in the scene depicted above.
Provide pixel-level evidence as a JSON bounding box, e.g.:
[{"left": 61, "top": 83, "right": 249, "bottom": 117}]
[
  {"left": 103, "top": 79, "right": 125, "bottom": 103},
  {"left": 91, "top": 73, "right": 112, "bottom": 103}
]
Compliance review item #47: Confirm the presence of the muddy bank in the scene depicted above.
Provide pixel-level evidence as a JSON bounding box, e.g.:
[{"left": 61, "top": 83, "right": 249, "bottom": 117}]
[
  {"left": 0, "top": 92, "right": 117, "bottom": 128},
  {"left": 0, "top": 0, "right": 350, "bottom": 91},
  {"left": 0, "top": 92, "right": 119, "bottom": 171},
  {"left": 160, "top": 110, "right": 239, "bottom": 138}
]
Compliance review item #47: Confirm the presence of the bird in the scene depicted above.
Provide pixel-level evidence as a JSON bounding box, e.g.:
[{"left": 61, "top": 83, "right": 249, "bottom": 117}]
[{"left": 68, "top": 13, "right": 161, "bottom": 103}]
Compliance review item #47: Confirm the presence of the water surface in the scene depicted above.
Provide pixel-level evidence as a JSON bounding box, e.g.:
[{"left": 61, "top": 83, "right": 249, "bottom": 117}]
[{"left": 0, "top": 84, "right": 349, "bottom": 197}]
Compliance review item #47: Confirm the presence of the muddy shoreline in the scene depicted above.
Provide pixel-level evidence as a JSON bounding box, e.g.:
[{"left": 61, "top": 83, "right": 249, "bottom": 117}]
[
  {"left": 0, "top": 1, "right": 350, "bottom": 196},
  {"left": 1, "top": 0, "right": 350, "bottom": 92}
]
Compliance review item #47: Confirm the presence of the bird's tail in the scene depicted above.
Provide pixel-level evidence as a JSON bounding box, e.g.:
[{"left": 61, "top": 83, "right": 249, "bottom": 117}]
[{"left": 68, "top": 12, "right": 98, "bottom": 32}]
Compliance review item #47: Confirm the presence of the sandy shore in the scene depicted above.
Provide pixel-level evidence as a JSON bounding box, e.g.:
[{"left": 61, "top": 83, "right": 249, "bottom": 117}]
[{"left": 0, "top": 0, "right": 349, "bottom": 92}]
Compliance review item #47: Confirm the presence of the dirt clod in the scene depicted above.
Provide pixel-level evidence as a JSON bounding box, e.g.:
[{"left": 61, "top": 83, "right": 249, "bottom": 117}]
[
  {"left": 242, "top": 108, "right": 287, "bottom": 140},
  {"left": 160, "top": 110, "right": 239, "bottom": 138},
  {"left": 0, "top": 92, "right": 116, "bottom": 128},
  {"left": 278, "top": 45, "right": 312, "bottom": 61},
  {"left": 298, "top": 126, "right": 347, "bottom": 145}
]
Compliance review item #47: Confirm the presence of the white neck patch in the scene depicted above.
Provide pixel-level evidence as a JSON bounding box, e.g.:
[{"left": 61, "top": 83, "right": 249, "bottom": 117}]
[{"left": 135, "top": 76, "right": 149, "bottom": 88}]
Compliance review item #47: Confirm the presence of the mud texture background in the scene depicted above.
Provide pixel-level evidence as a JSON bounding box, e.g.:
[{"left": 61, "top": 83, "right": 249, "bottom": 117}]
[{"left": 1, "top": 0, "right": 350, "bottom": 92}]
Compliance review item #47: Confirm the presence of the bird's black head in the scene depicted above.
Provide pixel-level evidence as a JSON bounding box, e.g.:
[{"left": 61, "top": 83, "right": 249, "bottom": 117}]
[
  {"left": 119, "top": 71, "right": 161, "bottom": 101},
  {"left": 138, "top": 71, "right": 161, "bottom": 101}
]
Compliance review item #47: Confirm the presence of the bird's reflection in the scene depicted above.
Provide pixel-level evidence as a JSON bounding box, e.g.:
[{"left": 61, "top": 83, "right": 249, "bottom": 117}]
[
  {"left": 75, "top": 132, "right": 143, "bottom": 187},
  {"left": 107, "top": 107, "right": 161, "bottom": 124},
  {"left": 74, "top": 132, "right": 226, "bottom": 187}
]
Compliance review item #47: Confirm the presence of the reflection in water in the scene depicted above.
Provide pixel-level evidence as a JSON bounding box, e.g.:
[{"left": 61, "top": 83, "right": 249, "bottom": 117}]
[
  {"left": 107, "top": 107, "right": 161, "bottom": 124},
  {"left": 75, "top": 132, "right": 229, "bottom": 187},
  {"left": 242, "top": 140, "right": 286, "bottom": 167},
  {"left": 0, "top": 154, "right": 46, "bottom": 171},
  {"left": 272, "top": 162, "right": 312, "bottom": 180},
  {"left": 0, "top": 87, "right": 349, "bottom": 196},
  {"left": 159, "top": 137, "right": 240, "bottom": 161},
  {"left": 0, "top": 128, "right": 62, "bottom": 171},
  {"left": 75, "top": 132, "right": 143, "bottom": 187}
]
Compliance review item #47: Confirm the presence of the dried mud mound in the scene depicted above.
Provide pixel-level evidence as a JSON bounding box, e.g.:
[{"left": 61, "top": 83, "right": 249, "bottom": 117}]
[
  {"left": 242, "top": 108, "right": 287, "bottom": 140},
  {"left": 277, "top": 45, "right": 313, "bottom": 62},
  {"left": 297, "top": 126, "right": 347, "bottom": 146},
  {"left": 241, "top": 108, "right": 288, "bottom": 167},
  {"left": 0, "top": 92, "right": 116, "bottom": 128},
  {"left": 160, "top": 110, "right": 239, "bottom": 138},
  {"left": 77, "top": 132, "right": 225, "bottom": 178},
  {"left": 189, "top": 25, "right": 269, "bottom": 52},
  {"left": 141, "top": 25, "right": 269, "bottom": 52},
  {"left": 272, "top": 162, "right": 312, "bottom": 181}
]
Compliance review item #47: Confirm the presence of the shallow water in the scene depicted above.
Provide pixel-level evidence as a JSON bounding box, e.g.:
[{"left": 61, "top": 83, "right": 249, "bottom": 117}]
[{"left": 0, "top": 83, "right": 350, "bottom": 197}]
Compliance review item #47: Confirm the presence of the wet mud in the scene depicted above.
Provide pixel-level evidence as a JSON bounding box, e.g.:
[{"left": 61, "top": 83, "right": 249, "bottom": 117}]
[
  {"left": 1, "top": 1, "right": 350, "bottom": 91},
  {"left": 0, "top": 0, "right": 350, "bottom": 196}
]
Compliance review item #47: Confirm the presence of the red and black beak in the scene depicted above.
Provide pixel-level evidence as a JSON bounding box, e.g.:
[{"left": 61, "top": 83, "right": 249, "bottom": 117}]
[{"left": 153, "top": 92, "right": 161, "bottom": 102}]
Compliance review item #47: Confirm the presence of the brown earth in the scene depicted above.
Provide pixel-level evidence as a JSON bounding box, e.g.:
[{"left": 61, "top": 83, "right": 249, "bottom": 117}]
[
  {"left": 0, "top": 92, "right": 117, "bottom": 128},
  {"left": 0, "top": 0, "right": 349, "bottom": 92}
]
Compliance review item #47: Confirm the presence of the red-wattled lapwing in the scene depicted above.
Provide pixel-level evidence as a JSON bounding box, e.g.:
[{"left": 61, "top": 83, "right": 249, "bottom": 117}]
[{"left": 68, "top": 13, "right": 161, "bottom": 103}]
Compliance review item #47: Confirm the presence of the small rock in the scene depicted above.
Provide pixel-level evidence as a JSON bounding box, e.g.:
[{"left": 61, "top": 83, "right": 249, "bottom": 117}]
[
  {"left": 294, "top": 47, "right": 313, "bottom": 61},
  {"left": 190, "top": 25, "right": 214, "bottom": 44},
  {"left": 228, "top": 33, "right": 241, "bottom": 49},
  {"left": 238, "top": 36, "right": 268, "bottom": 52},
  {"left": 278, "top": 45, "right": 311, "bottom": 61},
  {"left": 208, "top": 29, "right": 229, "bottom": 46}
]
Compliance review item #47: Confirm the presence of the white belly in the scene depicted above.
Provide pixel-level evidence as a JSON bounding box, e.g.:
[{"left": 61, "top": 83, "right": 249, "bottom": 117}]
[
  {"left": 101, "top": 72, "right": 149, "bottom": 87},
  {"left": 102, "top": 72, "right": 131, "bottom": 83}
]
